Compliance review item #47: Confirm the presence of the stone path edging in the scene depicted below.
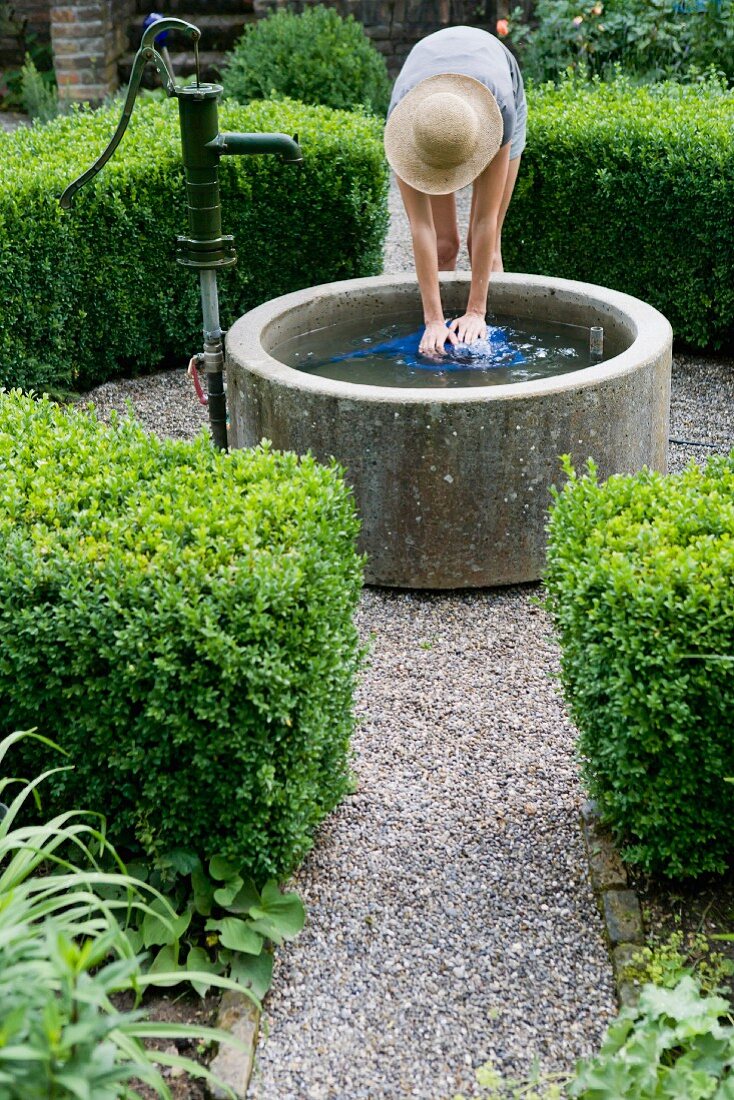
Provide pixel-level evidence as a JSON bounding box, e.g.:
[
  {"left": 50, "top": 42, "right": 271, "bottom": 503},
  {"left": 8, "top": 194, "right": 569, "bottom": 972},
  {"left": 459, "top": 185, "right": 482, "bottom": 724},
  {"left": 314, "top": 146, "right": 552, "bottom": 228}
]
[
  {"left": 580, "top": 801, "right": 645, "bottom": 1008},
  {"left": 209, "top": 993, "right": 260, "bottom": 1099}
]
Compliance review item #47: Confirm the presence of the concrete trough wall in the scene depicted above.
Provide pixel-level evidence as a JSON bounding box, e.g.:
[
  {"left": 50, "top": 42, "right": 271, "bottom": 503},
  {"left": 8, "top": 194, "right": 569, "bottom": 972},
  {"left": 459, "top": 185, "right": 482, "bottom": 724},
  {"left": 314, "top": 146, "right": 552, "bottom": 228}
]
[{"left": 226, "top": 272, "right": 672, "bottom": 589}]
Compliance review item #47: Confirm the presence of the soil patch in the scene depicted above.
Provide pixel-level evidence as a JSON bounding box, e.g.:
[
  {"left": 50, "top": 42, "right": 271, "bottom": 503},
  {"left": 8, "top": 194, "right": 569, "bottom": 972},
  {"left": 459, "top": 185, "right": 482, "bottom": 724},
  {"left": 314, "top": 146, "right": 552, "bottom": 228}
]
[{"left": 114, "top": 990, "right": 221, "bottom": 1099}]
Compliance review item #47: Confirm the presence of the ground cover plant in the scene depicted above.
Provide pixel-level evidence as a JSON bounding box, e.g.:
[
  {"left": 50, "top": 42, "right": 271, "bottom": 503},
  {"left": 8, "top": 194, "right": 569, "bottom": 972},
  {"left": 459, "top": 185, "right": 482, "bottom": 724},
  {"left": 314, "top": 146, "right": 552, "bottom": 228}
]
[
  {"left": 221, "top": 4, "right": 390, "bottom": 116},
  {"left": 0, "top": 94, "right": 388, "bottom": 393},
  {"left": 568, "top": 977, "right": 734, "bottom": 1097},
  {"left": 544, "top": 454, "right": 734, "bottom": 878},
  {"left": 505, "top": 75, "right": 734, "bottom": 350},
  {"left": 0, "top": 390, "right": 363, "bottom": 888},
  {"left": 119, "top": 852, "right": 305, "bottom": 1001}
]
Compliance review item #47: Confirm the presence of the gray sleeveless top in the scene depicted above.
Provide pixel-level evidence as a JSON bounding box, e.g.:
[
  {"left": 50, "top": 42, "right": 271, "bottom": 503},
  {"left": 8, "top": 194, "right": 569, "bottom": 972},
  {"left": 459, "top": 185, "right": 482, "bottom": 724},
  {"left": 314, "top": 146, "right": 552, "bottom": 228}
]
[{"left": 388, "top": 26, "right": 523, "bottom": 148}]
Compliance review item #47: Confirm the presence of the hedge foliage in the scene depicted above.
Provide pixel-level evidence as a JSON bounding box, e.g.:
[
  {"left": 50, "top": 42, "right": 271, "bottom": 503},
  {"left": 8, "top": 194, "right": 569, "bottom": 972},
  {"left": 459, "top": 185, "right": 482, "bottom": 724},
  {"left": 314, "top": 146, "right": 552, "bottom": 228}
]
[
  {"left": 221, "top": 5, "right": 391, "bottom": 116},
  {"left": 0, "top": 96, "right": 388, "bottom": 393},
  {"left": 545, "top": 455, "right": 734, "bottom": 879},
  {"left": 0, "top": 390, "right": 364, "bottom": 881},
  {"left": 505, "top": 76, "right": 734, "bottom": 350}
]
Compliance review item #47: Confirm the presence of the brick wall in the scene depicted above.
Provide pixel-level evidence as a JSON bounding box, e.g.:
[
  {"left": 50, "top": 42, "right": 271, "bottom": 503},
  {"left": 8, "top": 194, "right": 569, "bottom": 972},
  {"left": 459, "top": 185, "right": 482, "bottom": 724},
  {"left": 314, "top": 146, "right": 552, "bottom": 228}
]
[
  {"left": 50, "top": 0, "right": 133, "bottom": 102},
  {"left": 1, "top": 0, "right": 51, "bottom": 70}
]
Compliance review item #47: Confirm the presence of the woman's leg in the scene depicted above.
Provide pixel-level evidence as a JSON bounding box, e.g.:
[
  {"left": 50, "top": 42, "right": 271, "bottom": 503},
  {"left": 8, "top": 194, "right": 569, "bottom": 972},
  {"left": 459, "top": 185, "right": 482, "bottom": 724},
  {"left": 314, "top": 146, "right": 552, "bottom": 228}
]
[
  {"left": 429, "top": 192, "right": 460, "bottom": 270},
  {"left": 468, "top": 155, "right": 521, "bottom": 271}
]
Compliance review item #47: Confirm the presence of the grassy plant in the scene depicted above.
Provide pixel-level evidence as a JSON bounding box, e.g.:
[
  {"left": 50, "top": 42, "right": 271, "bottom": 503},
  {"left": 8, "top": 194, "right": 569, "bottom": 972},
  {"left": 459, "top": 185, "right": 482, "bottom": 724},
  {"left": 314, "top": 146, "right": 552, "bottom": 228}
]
[
  {"left": 0, "top": 728, "right": 256, "bottom": 1098},
  {"left": 20, "top": 53, "right": 59, "bottom": 122}
]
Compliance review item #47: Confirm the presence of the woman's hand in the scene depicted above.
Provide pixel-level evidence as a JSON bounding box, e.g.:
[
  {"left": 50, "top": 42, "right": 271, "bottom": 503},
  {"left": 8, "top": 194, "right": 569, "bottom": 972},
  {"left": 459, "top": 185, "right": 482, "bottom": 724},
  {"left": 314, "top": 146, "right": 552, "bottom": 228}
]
[
  {"left": 419, "top": 320, "right": 458, "bottom": 357},
  {"left": 448, "top": 310, "right": 487, "bottom": 345}
]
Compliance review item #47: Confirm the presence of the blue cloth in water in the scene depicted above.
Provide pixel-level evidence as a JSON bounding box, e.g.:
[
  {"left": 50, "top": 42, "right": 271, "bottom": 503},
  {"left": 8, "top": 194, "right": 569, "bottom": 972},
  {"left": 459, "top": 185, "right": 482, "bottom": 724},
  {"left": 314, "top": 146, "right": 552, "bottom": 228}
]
[{"left": 331, "top": 326, "right": 525, "bottom": 371}]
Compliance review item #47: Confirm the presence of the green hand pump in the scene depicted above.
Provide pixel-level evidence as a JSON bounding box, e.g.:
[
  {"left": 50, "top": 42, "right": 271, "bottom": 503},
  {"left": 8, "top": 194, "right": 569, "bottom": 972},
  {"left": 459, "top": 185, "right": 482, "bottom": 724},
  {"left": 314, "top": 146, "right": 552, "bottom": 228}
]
[{"left": 60, "top": 17, "right": 302, "bottom": 451}]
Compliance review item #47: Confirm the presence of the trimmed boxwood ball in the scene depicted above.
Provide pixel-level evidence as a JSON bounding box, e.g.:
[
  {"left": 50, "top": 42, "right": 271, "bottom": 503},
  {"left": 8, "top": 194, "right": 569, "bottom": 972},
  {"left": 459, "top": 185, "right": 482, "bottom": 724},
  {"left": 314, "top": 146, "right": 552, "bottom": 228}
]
[
  {"left": 545, "top": 455, "right": 734, "bottom": 879},
  {"left": 508, "top": 76, "right": 734, "bottom": 351},
  {"left": 0, "top": 96, "right": 388, "bottom": 394},
  {"left": 221, "top": 5, "right": 391, "bottom": 116},
  {"left": 0, "top": 390, "right": 364, "bottom": 881}
]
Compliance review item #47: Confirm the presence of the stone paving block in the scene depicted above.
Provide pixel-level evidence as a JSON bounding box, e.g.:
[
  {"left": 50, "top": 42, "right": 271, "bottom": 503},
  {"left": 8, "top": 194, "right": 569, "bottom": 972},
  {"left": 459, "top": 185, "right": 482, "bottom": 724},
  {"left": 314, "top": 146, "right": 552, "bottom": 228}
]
[
  {"left": 612, "top": 942, "right": 642, "bottom": 978},
  {"left": 582, "top": 820, "right": 628, "bottom": 892},
  {"left": 209, "top": 992, "right": 260, "bottom": 1100},
  {"left": 603, "top": 890, "right": 645, "bottom": 947}
]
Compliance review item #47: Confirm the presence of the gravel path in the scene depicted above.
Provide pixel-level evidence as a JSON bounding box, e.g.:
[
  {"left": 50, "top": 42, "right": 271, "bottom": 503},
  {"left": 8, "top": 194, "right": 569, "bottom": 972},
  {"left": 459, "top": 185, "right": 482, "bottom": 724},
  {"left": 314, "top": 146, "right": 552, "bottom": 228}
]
[{"left": 83, "top": 175, "right": 734, "bottom": 1100}]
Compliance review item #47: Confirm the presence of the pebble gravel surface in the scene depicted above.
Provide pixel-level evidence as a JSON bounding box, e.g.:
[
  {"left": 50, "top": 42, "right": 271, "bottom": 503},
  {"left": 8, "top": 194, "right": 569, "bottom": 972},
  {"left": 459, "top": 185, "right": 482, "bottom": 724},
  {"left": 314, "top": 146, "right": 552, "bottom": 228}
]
[{"left": 82, "top": 174, "right": 734, "bottom": 1100}]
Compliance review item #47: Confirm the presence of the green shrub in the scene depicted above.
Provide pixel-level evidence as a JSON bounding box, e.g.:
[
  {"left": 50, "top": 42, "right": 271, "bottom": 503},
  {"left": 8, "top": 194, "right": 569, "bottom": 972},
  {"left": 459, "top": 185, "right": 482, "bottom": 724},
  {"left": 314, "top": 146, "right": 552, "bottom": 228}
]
[
  {"left": 504, "top": 76, "right": 734, "bottom": 350},
  {"left": 0, "top": 95, "right": 388, "bottom": 393},
  {"left": 509, "top": 0, "right": 734, "bottom": 87},
  {"left": 0, "top": 391, "right": 363, "bottom": 881},
  {"left": 545, "top": 455, "right": 734, "bottom": 879},
  {"left": 221, "top": 5, "right": 390, "bottom": 116}
]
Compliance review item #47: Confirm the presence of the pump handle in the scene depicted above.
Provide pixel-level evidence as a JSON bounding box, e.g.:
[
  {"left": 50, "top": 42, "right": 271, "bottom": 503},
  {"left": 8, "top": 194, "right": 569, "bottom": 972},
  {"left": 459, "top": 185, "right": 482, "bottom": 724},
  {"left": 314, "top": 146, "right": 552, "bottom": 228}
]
[{"left": 59, "top": 18, "right": 200, "bottom": 209}]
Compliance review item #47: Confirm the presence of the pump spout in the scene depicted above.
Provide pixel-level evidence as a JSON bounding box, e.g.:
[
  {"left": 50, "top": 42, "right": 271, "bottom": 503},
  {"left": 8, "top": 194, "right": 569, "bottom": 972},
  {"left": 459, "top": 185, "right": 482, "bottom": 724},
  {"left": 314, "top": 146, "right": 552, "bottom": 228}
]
[{"left": 207, "top": 132, "right": 303, "bottom": 163}]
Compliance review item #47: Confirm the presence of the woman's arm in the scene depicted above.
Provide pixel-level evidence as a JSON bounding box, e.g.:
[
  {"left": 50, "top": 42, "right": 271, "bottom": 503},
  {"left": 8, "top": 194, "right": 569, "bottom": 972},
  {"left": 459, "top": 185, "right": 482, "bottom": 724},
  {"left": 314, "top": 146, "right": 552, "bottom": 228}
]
[
  {"left": 397, "top": 176, "right": 458, "bottom": 356},
  {"left": 449, "top": 144, "right": 511, "bottom": 344}
]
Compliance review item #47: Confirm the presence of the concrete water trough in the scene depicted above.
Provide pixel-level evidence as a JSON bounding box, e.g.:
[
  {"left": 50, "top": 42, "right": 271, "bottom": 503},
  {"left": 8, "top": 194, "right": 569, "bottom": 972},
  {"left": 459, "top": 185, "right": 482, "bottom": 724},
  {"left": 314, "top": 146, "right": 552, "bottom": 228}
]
[{"left": 226, "top": 272, "right": 672, "bottom": 589}]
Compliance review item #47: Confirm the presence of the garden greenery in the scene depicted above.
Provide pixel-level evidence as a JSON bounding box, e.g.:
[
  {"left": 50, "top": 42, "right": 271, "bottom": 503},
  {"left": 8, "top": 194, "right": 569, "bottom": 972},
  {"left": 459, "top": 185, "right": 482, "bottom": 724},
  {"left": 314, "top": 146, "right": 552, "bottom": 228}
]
[
  {"left": 0, "top": 728, "right": 252, "bottom": 1099},
  {"left": 120, "top": 852, "right": 306, "bottom": 1000},
  {"left": 624, "top": 929, "right": 734, "bottom": 995},
  {"left": 0, "top": 390, "right": 363, "bottom": 882},
  {"left": 19, "top": 52, "right": 59, "bottom": 122},
  {"left": 509, "top": 0, "right": 734, "bottom": 86},
  {"left": 506, "top": 75, "right": 734, "bottom": 350},
  {"left": 221, "top": 4, "right": 390, "bottom": 116},
  {"left": 0, "top": 95, "right": 388, "bottom": 393},
  {"left": 545, "top": 454, "right": 734, "bottom": 878},
  {"left": 568, "top": 977, "right": 734, "bottom": 1097}
]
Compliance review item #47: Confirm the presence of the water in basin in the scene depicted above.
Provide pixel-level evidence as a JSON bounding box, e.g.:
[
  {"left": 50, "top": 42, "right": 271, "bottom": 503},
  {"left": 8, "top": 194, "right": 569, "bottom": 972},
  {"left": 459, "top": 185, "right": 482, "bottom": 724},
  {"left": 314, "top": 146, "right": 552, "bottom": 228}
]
[{"left": 271, "top": 310, "right": 602, "bottom": 389}]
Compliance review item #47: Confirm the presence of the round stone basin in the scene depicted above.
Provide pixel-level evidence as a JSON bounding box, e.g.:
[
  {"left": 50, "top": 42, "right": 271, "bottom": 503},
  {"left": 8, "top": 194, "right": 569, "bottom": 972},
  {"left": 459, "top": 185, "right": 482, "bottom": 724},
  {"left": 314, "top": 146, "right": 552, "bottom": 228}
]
[{"left": 226, "top": 272, "right": 672, "bottom": 589}]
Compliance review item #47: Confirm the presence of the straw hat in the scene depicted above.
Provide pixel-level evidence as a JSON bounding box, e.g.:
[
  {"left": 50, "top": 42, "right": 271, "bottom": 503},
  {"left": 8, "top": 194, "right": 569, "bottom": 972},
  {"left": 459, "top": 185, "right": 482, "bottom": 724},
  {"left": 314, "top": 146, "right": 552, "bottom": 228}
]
[{"left": 384, "top": 73, "right": 504, "bottom": 195}]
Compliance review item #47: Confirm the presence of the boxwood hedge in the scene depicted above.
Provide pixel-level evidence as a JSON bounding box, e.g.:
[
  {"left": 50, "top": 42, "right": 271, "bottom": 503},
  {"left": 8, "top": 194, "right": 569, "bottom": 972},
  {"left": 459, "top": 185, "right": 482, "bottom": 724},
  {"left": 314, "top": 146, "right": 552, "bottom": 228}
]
[
  {"left": 0, "top": 389, "right": 363, "bottom": 880},
  {"left": 545, "top": 454, "right": 734, "bottom": 879},
  {"left": 507, "top": 77, "right": 734, "bottom": 350},
  {"left": 0, "top": 96, "right": 388, "bottom": 393}
]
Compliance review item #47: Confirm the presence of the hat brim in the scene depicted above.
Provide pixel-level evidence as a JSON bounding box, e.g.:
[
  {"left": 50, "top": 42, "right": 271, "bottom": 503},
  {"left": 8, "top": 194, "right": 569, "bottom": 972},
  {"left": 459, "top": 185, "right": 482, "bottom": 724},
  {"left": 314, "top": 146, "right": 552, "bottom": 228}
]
[{"left": 384, "top": 73, "right": 504, "bottom": 195}]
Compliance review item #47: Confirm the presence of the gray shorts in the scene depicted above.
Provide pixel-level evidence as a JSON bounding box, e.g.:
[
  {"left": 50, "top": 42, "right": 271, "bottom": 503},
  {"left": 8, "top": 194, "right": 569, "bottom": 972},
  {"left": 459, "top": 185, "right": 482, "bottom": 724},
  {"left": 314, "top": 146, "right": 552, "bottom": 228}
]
[
  {"left": 508, "top": 51, "right": 527, "bottom": 160},
  {"left": 510, "top": 93, "right": 527, "bottom": 160}
]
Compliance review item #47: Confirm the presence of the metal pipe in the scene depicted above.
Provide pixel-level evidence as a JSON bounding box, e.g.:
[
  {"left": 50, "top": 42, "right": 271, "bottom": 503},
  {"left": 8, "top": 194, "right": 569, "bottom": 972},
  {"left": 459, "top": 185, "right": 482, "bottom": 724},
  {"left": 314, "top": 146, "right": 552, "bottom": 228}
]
[
  {"left": 205, "top": 346, "right": 228, "bottom": 452},
  {"left": 207, "top": 132, "right": 303, "bottom": 162},
  {"left": 199, "top": 269, "right": 227, "bottom": 451},
  {"left": 589, "top": 326, "right": 604, "bottom": 361},
  {"left": 199, "top": 269, "right": 222, "bottom": 342}
]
